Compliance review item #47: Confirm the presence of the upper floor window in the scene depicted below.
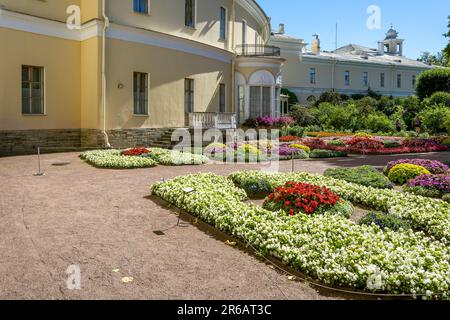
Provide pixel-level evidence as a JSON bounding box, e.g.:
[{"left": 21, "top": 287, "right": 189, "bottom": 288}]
[
  {"left": 380, "top": 73, "right": 385, "bottom": 88},
  {"left": 363, "top": 72, "right": 369, "bottom": 87},
  {"left": 412, "top": 75, "right": 417, "bottom": 87},
  {"left": 219, "top": 7, "right": 227, "bottom": 40},
  {"left": 309, "top": 68, "right": 316, "bottom": 85},
  {"left": 133, "top": 72, "right": 149, "bottom": 115},
  {"left": 397, "top": 74, "right": 402, "bottom": 89},
  {"left": 22, "top": 65, "right": 44, "bottom": 115},
  {"left": 133, "top": 0, "right": 149, "bottom": 14},
  {"left": 345, "top": 71, "right": 350, "bottom": 86},
  {"left": 185, "top": 0, "right": 196, "bottom": 28}
]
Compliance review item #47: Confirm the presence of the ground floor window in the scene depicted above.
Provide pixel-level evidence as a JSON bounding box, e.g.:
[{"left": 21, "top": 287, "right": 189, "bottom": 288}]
[
  {"left": 250, "top": 86, "right": 271, "bottom": 119},
  {"left": 185, "top": 78, "right": 195, "bottom": 113},
  {"left": 22, "top": 65, "right": 44, "bottom": 115},
  {"left": 133, "top": 72, "right": 149, "bottom": 115}
]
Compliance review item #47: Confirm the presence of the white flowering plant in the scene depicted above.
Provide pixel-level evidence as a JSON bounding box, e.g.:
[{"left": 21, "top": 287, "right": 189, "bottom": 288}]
[{"left": 151, "top": 172, "right": 450, "bottom": 298}]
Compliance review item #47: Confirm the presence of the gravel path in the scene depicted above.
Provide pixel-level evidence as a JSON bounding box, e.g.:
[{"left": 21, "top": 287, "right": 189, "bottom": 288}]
[{"left": 0, "top": 151, "right": 448, "bottom": 300}]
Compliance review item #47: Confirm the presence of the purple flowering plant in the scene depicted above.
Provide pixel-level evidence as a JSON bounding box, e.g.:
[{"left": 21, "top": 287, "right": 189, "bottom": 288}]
[{"left": 385, "top": 159, "right": 449, "bottom": 175}]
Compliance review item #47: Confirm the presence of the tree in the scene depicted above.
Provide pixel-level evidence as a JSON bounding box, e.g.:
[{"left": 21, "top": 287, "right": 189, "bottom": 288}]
[
  {"left": 417, "top": 51, "right": 447, "bottom": 67},
  {"left": 444, "top": 15, "right": 450, "bottom": 66},
  {"left": 416, "top": 68, "right": 450, "bottom": 100},
  {"left": 281, "top": 88, "right": 299, "bottom": 107}
]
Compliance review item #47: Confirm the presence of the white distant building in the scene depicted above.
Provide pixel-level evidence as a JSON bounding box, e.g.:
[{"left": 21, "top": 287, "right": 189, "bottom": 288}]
[{"left": 270, "top": 25, "right": 434, "bottom": 105}]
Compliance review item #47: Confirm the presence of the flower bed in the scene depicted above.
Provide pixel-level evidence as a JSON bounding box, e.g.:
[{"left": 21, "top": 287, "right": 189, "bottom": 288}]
[
  {"left": 151, "top": 173, "right": 450, "bottom": 298},
  {"left": 229, "top": 170, "right": 450, "bottom": 242},
  {"left": 324, "top": 166, "right": 393, "bottom": 189},
  {"left": 404, "top": 174, "right": 450, "bottom": 199},
  {"left": 80, "top": 148, "right": 208, "bottom": 168},
  {"left": 384, "top": 159, "right": 449, "bottom": 175},
  {"left": 263, "top": 181, "right": 353, "bottom": 218},
  {"left": 387, "top": 164, "right": 431, "bottom": 185},
  {"left": 310, "top": 149, "right": 347, "bottom": 159}
]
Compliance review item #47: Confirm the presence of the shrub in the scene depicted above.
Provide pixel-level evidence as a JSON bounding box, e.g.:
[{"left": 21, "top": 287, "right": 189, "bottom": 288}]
[
  {"left": 359, "top": 212, "right": 411, "bottom": 231},
  {"left": 384, "top": 159, "right": 449, "bottom": 175},
  {"left": 324, "top": 166, "right": 393, "bottom": 189},
  {"left": 316, "top": 90, "right": 342, "bottom": 106},
  {"left": 416, "top": 68, "right": 450, "bottom": 100},
  {"left": 80, "top": 150, "right": 158, "bottom": 169},
  {"left": 289, "top": 144, "right": 311, "bottom": 153},
  {"left": 281, "top": 88, "right": 299, "bottom": 106},
  {"left": 419, "top": 105, "right": 450, "bottom": 134},
  {"left": 388, "top": 164, "right": 431, "bottom": 185},
  {"left": 443, "top": 194, "right": 450, "bottom": 203},
  {"left": 263, "top": 181, "right": 352, "bottom": 217},
  {"left": 280, "top": 125, "right": 305, "bottom": 138},
  {"left": 383, "top": 140, "right": 402, "bottom": 148},
  {"left": 424, "top": 92, "right": 450, "bottom": 108},
  {"left": 364, "top": 113, "right": 394, "bottom": 133},
  {"left": 279, "top": 144, "right": 309, "bottom": 159},
  {"left": 405, "top": 173, "right": 450, "bottom": 197},
  {"left": 310, "top": 149, "right": 347, "bottom": 159},
  {"left": 302, "top": 138, "right": 328, "bottom": 150},
  {"left": 327, "top": 139, "right": 346, "bottom": 147},
  {"left": 256, "top": 116, "right": 295, "bottom": 128},
  {"left": 289, "top": 105, "right": 317, "bottom": 126}
]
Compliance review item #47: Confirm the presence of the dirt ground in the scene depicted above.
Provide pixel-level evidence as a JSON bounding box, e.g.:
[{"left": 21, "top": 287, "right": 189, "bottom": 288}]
[{"left": 0, "top": 151, "right": 448, "bottom": 300}]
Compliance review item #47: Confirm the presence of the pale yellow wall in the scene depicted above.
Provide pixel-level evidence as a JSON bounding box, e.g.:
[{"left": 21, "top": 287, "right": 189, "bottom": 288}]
[
  {"left": 0, "top": 28, "right": 81, "bottom": 130},
  {"left": 81, "top": 37, "right": 102, "bottom": 129},
  {"left": 0, "top": 0, "right": 81, "bottom": 22},
  {"left": 81, "top": 0, "right": 101, "bottom": 23},
  {"left": 105, "top": 38, "right": 232, "bottom": 129},
  {"left": 106, "top": 0, "right": 263, "bottom": 51}
]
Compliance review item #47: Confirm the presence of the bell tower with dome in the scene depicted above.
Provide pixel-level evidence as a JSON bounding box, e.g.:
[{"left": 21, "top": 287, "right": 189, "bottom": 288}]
[{"left": 378, "top": 25, "right": 404, "bottom": 56}]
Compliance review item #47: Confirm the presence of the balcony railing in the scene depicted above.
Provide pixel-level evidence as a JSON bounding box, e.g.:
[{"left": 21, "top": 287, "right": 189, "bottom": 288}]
[
  {"left": 188, "top": 112, "right": 237, "bottom": 129},
  {"left": 236, "top": 45, "right": 281, "bottom": 57}
]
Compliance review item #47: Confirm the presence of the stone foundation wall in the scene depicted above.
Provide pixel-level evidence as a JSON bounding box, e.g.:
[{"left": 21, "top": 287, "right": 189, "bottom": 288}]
[{"left": 0, "top": 129, "right": 82, "bottom": 157}]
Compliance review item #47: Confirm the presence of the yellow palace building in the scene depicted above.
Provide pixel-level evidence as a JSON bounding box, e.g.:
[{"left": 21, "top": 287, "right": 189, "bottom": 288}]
[{"left": 0, "top": 0, "right": 284, "bottom": 155}]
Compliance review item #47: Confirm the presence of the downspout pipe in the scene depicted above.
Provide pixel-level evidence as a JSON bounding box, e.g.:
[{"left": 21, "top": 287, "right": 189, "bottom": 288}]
[{"left": 102, "top": 0, "right": 111, "bottom": 148}]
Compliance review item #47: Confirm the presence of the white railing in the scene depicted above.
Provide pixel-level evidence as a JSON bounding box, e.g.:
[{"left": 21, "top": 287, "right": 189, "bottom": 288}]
[{"left": 189, "top": 113, "right": 237, "bottom": 129}]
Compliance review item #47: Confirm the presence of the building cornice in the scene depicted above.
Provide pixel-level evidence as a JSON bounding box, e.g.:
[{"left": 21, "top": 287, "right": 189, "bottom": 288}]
[{"left": 237, "top": 0, "right": 271, "bottom": 43}]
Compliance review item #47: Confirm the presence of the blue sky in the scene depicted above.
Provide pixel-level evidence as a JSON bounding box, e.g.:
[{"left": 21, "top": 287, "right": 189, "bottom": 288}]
[{"left": 258, "top": 0, "right": 450, "bottom": 59}]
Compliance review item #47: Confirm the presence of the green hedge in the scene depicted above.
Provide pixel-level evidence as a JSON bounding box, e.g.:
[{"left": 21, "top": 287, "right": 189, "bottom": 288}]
[
  {"left": 324, "top": 166, "right": 393, "bottom": 189},
  {"left": 416, "top": 68, "right": 450, "bottom": 100}
]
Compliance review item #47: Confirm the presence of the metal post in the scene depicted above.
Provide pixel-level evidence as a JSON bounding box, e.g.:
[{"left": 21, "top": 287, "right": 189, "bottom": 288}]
[{"left": 34, "top": 147, "right": 44, "bottom": 176}]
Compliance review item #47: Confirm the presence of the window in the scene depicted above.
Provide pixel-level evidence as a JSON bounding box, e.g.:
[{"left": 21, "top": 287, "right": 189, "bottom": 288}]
[
  {"left": 345, "top": 71, "right": 350, "bottom": 86},
  {"left": 133, "top": 0, "right": 149, "bottom": 14},
  {"left": 185, "top": 0, "right": 195, "bottom": 28},
  {"left": 363, "top": 72, "right": 369, "bottom": 87},
  {"left": 237, "top": 85, "right": 245, "bottom": 124},
  {"left": 133, "top": 72, "right": 149, "bottom": 115},
  {"left": 380, "top": 73, "right": 385, "bottom": 88},
  {"left": 22, "top": 65, "right": 44, "bottom": 115},
  {"left": 250, "top": 86, "right": 271, "bottom": 118},
  {"left": 309, "top": 68, "right": 316, "bottom": 84},
  {"left": 412, "top": 75, "right": 417, "bottom": 87},
  {"left": 219, "top": 84, "right": 226, "bottom": 113},
  {"left": 397, "top": 74, "right": 402, "bottom": 88},
  {"left": 185, "top": 78, "right": 194, "bottom": 113},
  {"left": 219, "top": 7, "right": 227, "bottom": 40}
]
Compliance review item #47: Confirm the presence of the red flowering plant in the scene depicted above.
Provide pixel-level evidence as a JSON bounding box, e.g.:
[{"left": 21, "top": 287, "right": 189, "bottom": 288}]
[
  {"left": 346, "top": 136, "right": 384, "bottom": 150},
  {"left": 263, "top": 181, "right": 353, "bottom": 218},
  {"left": 279, "top": 136, "right": 301, "bottom": 142},
  {"left": 121, "top": 148, "right": 151, "bottom": 157},
  {"left": 301, "top": 138, "right": 328, "bottom": 150}
]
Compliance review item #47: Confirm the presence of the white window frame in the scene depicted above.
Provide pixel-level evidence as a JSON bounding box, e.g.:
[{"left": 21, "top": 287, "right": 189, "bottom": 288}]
[
  {"left": 380, "top": 73, "right": 385, "bottom": 88},
  {"left": 219, "top": 6, "right": 228, "bottom": 41},
  {"left": 309, "top": 68, "right": 316, "bottom": 85},
  {"left": 363, "top": 72, "right": 369, "bottom": 87},
  {"left": 185, "top": 78, "right": 195, "bottom": 113},
  {"left": 345, "top": 70, "right": 351, "bottom": 86},
  {"left": 397, "top": 73, "right": 402, "bottom": 89},
  {"left": 133, "top": 0, "right": 151, "bottom": 15},
  {"left": 133, "top": 72, "right": 150, "bottom": 116},
  {"left": 22, "top": 65, "right": 46, "bottom": 116}
]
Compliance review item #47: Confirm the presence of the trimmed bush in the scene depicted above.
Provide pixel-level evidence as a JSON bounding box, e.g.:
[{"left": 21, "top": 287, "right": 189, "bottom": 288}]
[
  {"left": 310, "top": 149, "right": 347, "bottom": 158},
  {"left": 384, "top": 159, "right": 449, "bottom": 175},
  {"left": 419, "top": 105, "right": 450, "bottom": 134},
  {"left": 388, "top": 164, "right": 431, "bottom": 185},
  {"left": 359, "top": 212, "right": 411, "bottom": 231},
  {"left": 443, "top": 194, "right": 450, "bottom": 203},
  {"left": 324, "top": 166, "right": 393, "bottom": 189},
  {"left": 327, "top": 139, "right": 346, "bottom": 147},
  {"left": 416, "top": 68, "right": 450, "bottom": 100},
  {"left": 424, "top": 92, "right": 450, "bottom": 108}
]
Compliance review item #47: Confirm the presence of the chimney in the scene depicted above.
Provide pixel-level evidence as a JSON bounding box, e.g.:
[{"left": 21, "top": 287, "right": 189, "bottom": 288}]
[
  {"left": 377, "top": 41, "right": 384, "bottom": 55},
  {"left": 311, "top": 34, "right": 321, "bottom": 55},
  {"left": 278, "top": 23, "right": 285, "bottom": 35}
]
